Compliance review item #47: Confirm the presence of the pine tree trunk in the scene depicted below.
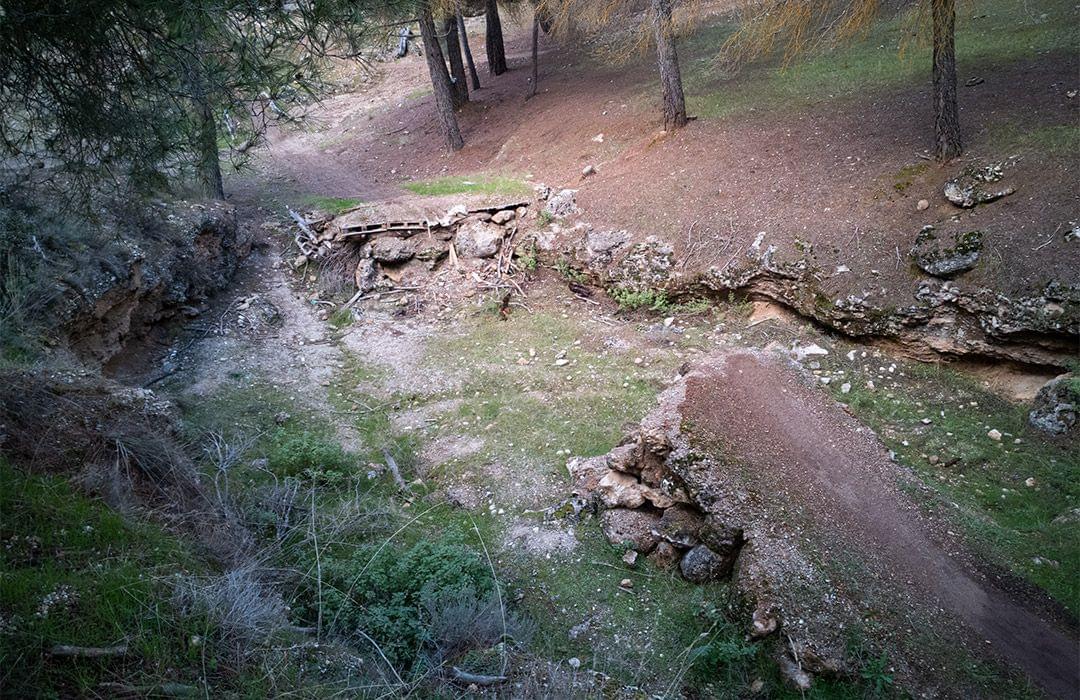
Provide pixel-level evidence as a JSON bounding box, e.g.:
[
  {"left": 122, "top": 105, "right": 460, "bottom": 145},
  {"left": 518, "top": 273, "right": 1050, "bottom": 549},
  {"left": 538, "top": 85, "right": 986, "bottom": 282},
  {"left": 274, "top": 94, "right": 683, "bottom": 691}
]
[
  {"left": 194, "top": 93, "right": 225, "bottom": 199},
  {"left": 443, "top": 16, "right": 469, "bottom": 107},
  {"left": 932, "top": 0, "right": 961, "bottom": 160},
  {"left": 650, "top": 0, "right": 687, "bottom": 131},
  {"left": 418, "top": 7, "right": 464, "bottom": 151},
  {"left": 485, "top": 0, "right": 507, "bottom": 76},
  {"left": 457, "top": 13, "right": 481, "bottom": 90},
  {"left": 527, "top": 13, "right": 539, "bottom": 99}
]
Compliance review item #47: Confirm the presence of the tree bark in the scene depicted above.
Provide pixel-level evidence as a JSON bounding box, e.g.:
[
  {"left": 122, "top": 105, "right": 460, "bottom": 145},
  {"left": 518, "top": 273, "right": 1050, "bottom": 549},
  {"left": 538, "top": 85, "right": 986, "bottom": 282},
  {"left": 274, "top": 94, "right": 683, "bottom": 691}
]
[
  {"left": 485, "top": 0, "right": 507, "bottom": 76},
  {"left": 443, "top": 16, "right": 469, "bottom": 107},
  {"left": 931, "top": 0, "right": 961, "bottom": 160},
  {"left": 186, "top": 27, "right": 225, "bottom": 199},
  {"left": 418, "top": 7, "right": 464, "bottom": 151},
  {"left": 650, "top": 0, "right": 688, "bottom": 131},
  {"left": 527, "top": 13, "right": 540, "bottom": 99},
  {"left": 457, "top": 13, "right": 481, "bottom": 91}
]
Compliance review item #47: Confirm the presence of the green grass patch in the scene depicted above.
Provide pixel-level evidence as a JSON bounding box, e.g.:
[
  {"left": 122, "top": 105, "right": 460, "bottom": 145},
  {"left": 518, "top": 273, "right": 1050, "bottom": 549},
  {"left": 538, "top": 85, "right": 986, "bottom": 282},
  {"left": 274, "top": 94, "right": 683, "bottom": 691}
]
[
  {"left": 685, "top": 0, "right": 1079, "bottom": 120},
  {"left": 301, "top": 195, "right": 363, "bottom": 215},
  {"left": 824, "top": 358, "right": 1080, "bottom": 616},
  {"left": 983, "top": 122, "right": 1080, "bottom": 158},
  {"left": 0, "top": 461, "right": 200, "bottom": 696},
  {"left": 402, "top": 175, "right": 531, "bottom": 198}
]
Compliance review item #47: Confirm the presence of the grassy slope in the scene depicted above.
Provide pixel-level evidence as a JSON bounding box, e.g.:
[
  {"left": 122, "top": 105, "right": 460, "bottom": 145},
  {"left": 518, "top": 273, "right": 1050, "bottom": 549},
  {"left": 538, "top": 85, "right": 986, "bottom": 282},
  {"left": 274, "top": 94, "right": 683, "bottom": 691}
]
[{"left": 681, "top": 0, "right": 1078, "bottom": 124}]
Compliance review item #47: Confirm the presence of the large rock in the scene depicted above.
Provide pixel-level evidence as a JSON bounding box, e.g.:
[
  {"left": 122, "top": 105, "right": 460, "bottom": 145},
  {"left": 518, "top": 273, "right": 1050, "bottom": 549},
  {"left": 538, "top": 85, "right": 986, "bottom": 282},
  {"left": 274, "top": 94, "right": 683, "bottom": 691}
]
[
  {"left": 679, "top": 544, "right": 733, "bottom": 583},
  {"left": 1029, "top": 375, "right": 1078, "bottom": 435},
  {"left": 597, "top": 470, "right": 647, "bottom": 509},
  {"left": 354, "top": 258, "right": 379, "bottom": 293},
  {"left": 370, "top": 236, "right": 413, "bottom": 264},
  {"left": 652, "top": 504, "right": 704, "bottom": 549},
  {"left": 910, "top": 228, "right": 983, "bottom": 278},
  {"left": 454, "top": 218, "right": 504, "bottom": 258},
  {"left": 599, "top": 508, "right": 661, "bottom": 553},
  {"left": 608, "top": 236, "right": 674, "bottom": 294},
  {"left": 543, "top": 189, "right": 579, "bottom": 218},
  {"left": 943, "top": 164, "right": 1015, "bottom": 208}
]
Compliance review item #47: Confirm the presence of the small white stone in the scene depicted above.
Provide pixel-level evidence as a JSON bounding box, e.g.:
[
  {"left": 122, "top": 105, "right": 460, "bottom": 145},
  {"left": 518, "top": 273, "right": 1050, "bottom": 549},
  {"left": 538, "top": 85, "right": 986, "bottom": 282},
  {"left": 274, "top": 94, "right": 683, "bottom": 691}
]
[
  {"left": 568, "top": 657, "right": 581, "bottom": 669},
  {"left": 917, "top": 199, "right": 930, "bottom": 211},
  {"left": 987, "top": 429, "right": 1003, "bottom": 441},
  {"left": 840, "top": 382, "right": 852, "bottom": 394}
]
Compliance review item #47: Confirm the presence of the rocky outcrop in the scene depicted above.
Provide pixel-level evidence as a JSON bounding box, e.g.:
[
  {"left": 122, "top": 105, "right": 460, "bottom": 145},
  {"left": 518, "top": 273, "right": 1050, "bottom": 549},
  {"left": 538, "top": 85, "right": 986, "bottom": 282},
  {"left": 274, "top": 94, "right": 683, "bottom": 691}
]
[
  {"left": 527, "top": 220, "right": 1077, "bottom": 366},
  {"left": 56, "top": 201, "right": 249, "bottom": 366},
  {"left": 910, "top": 227, "right": 983, "bottom": 278},
  {"left": 1029, "top": 375, "right": 1078, "bottom": 435},
  {"left": 943, "top": 163, "right": 1015, "bottom": 208}
]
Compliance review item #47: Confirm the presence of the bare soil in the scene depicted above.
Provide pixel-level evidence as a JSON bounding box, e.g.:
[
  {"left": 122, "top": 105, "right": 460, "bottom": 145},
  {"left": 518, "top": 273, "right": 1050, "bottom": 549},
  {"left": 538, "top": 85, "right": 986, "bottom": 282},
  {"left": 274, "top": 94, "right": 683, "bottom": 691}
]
[{"left": 681, "top": 351, "right": 1079, "bottom": 698}]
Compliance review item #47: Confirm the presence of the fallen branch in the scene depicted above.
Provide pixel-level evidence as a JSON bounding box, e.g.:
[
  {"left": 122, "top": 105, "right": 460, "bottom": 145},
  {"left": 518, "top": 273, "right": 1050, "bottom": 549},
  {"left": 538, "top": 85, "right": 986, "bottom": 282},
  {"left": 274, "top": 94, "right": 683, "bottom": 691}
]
[
  {"left": 383, "top": 448, "right": 409, "bottom": 492},
  {"left": 50, "top": 644, "right": 128, "bottom": 658},
  {"left": 451, "top": 666, "right": 507, "bottom": 686}
]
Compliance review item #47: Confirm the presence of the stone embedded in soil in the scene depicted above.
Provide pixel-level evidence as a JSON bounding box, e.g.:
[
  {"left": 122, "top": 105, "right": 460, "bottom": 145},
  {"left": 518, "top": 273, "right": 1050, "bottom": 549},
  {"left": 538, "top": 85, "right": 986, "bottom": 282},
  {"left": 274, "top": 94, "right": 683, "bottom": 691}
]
[
  {"left": 943, "top": 164, "right": 1015, "bottom": 208},
  {"left": 679, "top": 544, "right": 732, "bottom": 583},
  {"left": 652, "top": 503, "right": 704, "bottom": 549},
  {"left": 599, "top": 507, "right": 661, "bottom": 553},
  {"left": 453, "top": 218, "right": 504, "bottom": 258},
  {"left": 370, "top": 236, "right": 414, "bottom": 263},
  {"left": 491, "top": 209, "right": 515, "bottom": 225},
  {"left": 543, "top": 188, "right": 579, "bottom": 218},
  {"left": 911, "top": 228, "right": 984, "bottom": 278},
  {"left": 354, "top": 258, "right": 379, "bottom": 292},
  {"left": 1028, "top": 374, "right": 1078, "bottom": 435},
  {"left": 647, "top": 541, "right": 680, "bottom": 570}
]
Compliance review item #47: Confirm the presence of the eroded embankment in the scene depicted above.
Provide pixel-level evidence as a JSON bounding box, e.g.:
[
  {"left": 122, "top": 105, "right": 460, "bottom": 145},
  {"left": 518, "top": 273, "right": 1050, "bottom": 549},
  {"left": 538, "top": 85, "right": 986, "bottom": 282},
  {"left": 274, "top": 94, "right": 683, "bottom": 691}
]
[{"left": 571, "top": 350, "right": 1079, "bottom": 698}]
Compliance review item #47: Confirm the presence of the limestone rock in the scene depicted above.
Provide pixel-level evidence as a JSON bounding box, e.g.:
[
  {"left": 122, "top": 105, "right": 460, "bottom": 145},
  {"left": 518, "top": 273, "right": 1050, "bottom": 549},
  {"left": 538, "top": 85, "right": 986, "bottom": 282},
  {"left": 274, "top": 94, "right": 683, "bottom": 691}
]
[
  {"left": 597, "top": 470, "right": 646, "bottom": 509},
  {"left": 943, "top": 164, "right": 1015, "bottom": 208},
  {"left": 584, "top": 229, "right": 630, "bottom": 265},
  {"left": 568, "top": 455, "right": 609, "bottom": 497},
  {"left": 370, "top": 236, "right": 413, "bottom": 264},
  {"left": 652, "top": 504, "right": 704, "bottom": 548},
  {"left": 454, "top": 218, "right": 504, "bottom": 258},
  {"left": 543, "top": 189, "right": 579, "bottom": 218},
  {"left": 354, "top": 258, "right": 379, "bottom": 293},
  {"left": 491, "top": 210, "right": 515, "bottom": 225},
  {"left": 1028, "top": 375, "right": 1078, "bottom": 435},
  {"left": 911, "top": 228, "right": 983, "bottom": 278},
  {"left": 599, "top": 507, "right": 661, "bottom": 553},
  {"left": 608, "top": 236, "right": 674, "bottom": 294}
]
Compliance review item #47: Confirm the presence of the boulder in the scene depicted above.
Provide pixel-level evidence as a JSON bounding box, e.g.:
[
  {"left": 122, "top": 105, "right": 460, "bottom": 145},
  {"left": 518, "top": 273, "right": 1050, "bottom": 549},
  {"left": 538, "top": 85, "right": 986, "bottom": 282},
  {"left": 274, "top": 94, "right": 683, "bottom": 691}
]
[
  {"left": 679, "top": 544, "right": 731, "bottom": 583},
  {"left": 543, "top": 189, "right": 579, "bottom": 218},
  {"left": 597, "top": 470, "right": 647, "bottom": 509},
  {"left": 370, "top": 236, "right": 413, "bottom": 264},
  {"left": 491, "top": 210, "right": 515, "bottom": 225},
  {"left": 599, "top": 508, "right": 661, "bottom": 553},
  {"left": 1028, "top": 375, "right": 1078, "bottom": 435},
  {"left": 568, "top": 455, "right": 610, "bottom": 497},
  {"left": 652, "top": 504, "right": 704, "bottom": 548},
  {"left": 700, "top": 518, "right": 745, "bottom": 559},
  {"left": 911, "top": 228, "right": 983, "bottom": 278},
  {"left": 943, "top": 164, "right": 1015, "bottom": 208},
  {"left": 583, "top": 229, "right": 630, "bottom": 266},
  {"left": 354, "top": 258, "right": 379, "bottom": 293},
  {"left": 606, "top": 442, "right": 640, "bottom": 475},
  {"left": 454, "top": 218, "right": 504, "bottom": 258}
]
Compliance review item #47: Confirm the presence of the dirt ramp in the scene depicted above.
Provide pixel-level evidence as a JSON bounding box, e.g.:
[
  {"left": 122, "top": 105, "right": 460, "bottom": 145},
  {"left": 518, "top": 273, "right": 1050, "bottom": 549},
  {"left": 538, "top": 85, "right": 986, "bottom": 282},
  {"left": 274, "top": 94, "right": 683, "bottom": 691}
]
[{"left": 572, "top": 350, "right": 1078, "bottom": 696}]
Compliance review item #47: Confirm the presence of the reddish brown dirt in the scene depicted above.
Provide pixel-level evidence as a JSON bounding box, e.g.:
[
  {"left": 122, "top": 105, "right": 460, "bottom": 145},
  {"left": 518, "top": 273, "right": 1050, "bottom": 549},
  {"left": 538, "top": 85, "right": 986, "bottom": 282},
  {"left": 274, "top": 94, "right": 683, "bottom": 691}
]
[
  {"left": 681, "top": 352, "right": 1079, "bottom": 698},
  {"left": 236, "top": 13, "right": 1078, "bottom": 306}
]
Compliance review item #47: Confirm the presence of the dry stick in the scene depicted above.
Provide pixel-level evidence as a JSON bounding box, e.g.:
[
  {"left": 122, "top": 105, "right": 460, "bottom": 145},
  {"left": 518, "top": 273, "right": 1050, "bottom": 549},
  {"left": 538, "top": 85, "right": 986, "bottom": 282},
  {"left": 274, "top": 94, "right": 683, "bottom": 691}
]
[
  {"left": 895, "top": 245, "right": 902, "bottom": 270},
  {"left": 451, "top": 667, "right": 507, "bottom": 686},
  {"left": 310, "top": 490, "right": 322, "bottom": 641},
  {"left": 50, "top": 644, "right": 128, "bottom": 658},
  {"left": 382, "top": 449, "right": 409, "bottom": 491}
]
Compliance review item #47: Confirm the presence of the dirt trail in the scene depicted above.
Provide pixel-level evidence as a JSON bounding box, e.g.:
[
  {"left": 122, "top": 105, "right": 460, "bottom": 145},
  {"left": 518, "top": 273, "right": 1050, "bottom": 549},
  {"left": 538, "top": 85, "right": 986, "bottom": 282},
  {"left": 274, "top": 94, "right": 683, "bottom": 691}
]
[{"left": 681, "top": 352, "right": 1079, "bottom": 698}]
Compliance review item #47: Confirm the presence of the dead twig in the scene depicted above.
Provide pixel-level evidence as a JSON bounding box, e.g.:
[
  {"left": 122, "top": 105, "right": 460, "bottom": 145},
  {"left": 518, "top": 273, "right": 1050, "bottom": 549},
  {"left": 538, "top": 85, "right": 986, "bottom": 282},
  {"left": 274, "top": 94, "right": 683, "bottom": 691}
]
[
  {"left": 451, "top": 667, "right": 507, "bottom": 686},
  {"left": 50, "top": 644, "right": 128, "bottom": 658}
]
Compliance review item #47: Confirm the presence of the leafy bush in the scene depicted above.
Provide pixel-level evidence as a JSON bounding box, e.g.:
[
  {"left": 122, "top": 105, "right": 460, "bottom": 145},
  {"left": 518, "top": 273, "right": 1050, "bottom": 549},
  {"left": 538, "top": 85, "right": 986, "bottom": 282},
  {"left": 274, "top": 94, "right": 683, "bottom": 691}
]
[
  {"left": 297, "top": 536, "right": 499, "bottom": 671},
  {"left": 266, "top": 429, "right": 355, "bottom": 482}
]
